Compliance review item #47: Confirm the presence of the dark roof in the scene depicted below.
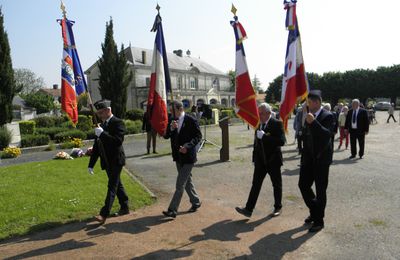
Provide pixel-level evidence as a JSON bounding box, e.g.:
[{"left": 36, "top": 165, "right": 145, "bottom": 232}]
[{"left": 38, "top": 88, "right": 61, "bottom": 97}]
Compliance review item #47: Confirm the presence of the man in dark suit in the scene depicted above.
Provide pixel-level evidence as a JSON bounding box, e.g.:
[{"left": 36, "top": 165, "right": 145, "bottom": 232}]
[
  {"left": 299, "top": 90, "right": 335, "bottom": 232},
  {"left": 236, "top": 103, "right": 286, "bottom": 218},
  {"left": 162, "top": 100, "right": 202, "bottom": 218},
  {"left": 142, "top": 110, "right": 157, "bottom": 154},
  {"left": 344, "top": 99, "right": 369, "bottom": 159},
  {"left": 88, "top": 99, "right": 129, "bottom": 224}
]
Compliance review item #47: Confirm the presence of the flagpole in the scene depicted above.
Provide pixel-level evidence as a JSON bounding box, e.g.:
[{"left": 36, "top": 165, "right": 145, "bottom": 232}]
[{"left": 59, "top": 1, "right": 108, "bottom": 167}]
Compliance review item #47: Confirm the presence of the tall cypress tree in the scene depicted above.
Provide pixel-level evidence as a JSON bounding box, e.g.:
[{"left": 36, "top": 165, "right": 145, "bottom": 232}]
[
  {"left": 97, "top": 18, "right": 132, "bottom": 118},
  {"left": 0, "top": 8, "right": 19, "bottom": 125}
]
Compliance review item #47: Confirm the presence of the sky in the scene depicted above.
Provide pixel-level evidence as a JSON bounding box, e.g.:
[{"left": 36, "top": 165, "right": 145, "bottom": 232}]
[{"left": 1, "top": 0, "right": 400, "bottom": 90}]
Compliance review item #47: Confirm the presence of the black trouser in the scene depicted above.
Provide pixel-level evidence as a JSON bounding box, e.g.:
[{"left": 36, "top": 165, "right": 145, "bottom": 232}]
[
  {"left": 246, "top": 162, "right": 282, "bottom": 211},
  {"left": 299, "top": 162, "right": 330, "bottom": 225},
  {"left": 387, "top": 114, "right": 397, "bottom": 123},
  {"left": 350, "top": 132, "right": 365, "bottom": 157},
  {"left": 100, "top": 164, "right": 129, "bottom": 217},
  {"left": 297, "top": 134, "right": 303, "bottom": 152}
]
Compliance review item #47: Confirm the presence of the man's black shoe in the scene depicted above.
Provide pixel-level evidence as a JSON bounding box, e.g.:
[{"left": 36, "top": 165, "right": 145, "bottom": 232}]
[
  {"left": 349, "top": 155, "right": 356, "bottom": 159},
  {"left": 272, "top": 208, "right": 282, "bottom": 217},
  {"left": 112, "top": 208, "right": 130, "bottom": 217},
  {"left": 304, "top": 216, "right": 314, "bottom": 224},
  {"left": 188, "top": 202, "right": 202, "bottom": 213},
  {"left": 359, "top": 155, "right": 363, "bottom": 159},
  {"left": 235, "top": 207, "right": 252, "bottom": 218},
  {"left": 309, "top": 223, "right": 324, "bottom": 233},
  {"left": 162, "top": 210, "right": 177, "bottom": 218}
]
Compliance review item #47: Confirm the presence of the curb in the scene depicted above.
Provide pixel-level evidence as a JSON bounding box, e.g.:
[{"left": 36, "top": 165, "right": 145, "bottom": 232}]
[{"left": 123, "top": 166, "right": 157, "bottom": 200}]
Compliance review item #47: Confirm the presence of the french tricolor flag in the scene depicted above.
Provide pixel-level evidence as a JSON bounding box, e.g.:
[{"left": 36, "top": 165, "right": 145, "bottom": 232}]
[
  {"left": 230, "top": 15, "right": 260, "bottom": 129},
  {"left": 280, "top": 0, "right": 309, "bottom": 131},
  {"left": 147, "top": 14, "right": 171, "bottom": 136}
]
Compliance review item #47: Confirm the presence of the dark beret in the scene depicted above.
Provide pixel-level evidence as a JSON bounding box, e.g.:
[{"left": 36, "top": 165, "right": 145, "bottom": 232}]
[{"left": 94, "top": 99, "right": 111, "bottom": 110}]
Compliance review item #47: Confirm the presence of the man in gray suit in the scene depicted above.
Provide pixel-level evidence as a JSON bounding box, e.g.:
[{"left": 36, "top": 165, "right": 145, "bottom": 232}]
[{"left": 162, "top": 100, "right": 202, "bottom": 218}]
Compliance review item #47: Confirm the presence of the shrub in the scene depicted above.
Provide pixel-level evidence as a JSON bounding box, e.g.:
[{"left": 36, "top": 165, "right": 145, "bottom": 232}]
[
  {"left": 0, "top": 126, "right": 12, "bottom": 150},
  {"left": 53, "top": 115, "right": 70, "bottom": 126},
  {"left": 61, "top": 138, "right": 82, "bottom": 149},
  {"left": 36, "top": 127, "right": 70, "bottom": 140},
  {"left": 19, "top": 121, "right": 36, "bottom": 135},
  {"left": 1, "top": 146, "right": 22, "bottom": 159},
  {"left": 21, "top": 134, "right": 50, "bottom": 148},
  {"left": 85, "top": 129, "right": 96, "bottom": 140},
  {"left": 54, "top": 130, "right": 86, "bottom": 143},
  {"left": 60, "top": 120, "right": 74, "bottom": 129},
  {"left": 221, "top": 110, "right": 234, "bottom": 119},
  {"left": 33, "top": 116, "right": 56, "bottom": 128},
  {"left": 44, "top": 141, "right": 56, "bottom": 151},
  {"left": 124, "top": 120, "right": 142, "bottom": 134},
  {"left": 76, "top": 115, "right": 93, "bottom": 132},
  {"left": 126, "top": 109, "right": 144, "bottom": 121}
]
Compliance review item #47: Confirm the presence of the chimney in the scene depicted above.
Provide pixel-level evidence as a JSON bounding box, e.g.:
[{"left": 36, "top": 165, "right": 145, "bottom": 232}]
[
  {"left": 53, "top": 84, "right": 59, "bottom": 90},
  {"left": 173, "top": 49, "right": 183, "bottom": 57},
  {"left": 141, "top": 50, "right": 146, "bottom": 64}
]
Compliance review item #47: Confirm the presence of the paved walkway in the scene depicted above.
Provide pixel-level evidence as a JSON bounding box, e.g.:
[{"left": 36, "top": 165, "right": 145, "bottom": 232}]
[{"left": 1, "top": 112, "right": 399, "bottom": 259}]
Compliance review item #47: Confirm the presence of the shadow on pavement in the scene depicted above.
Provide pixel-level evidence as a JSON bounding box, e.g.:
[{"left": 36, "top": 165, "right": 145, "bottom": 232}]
[
  {"left": 282, "top": 168, "right": 300, "bottom": 176},
  {"left": 131, "top": 249, "right": 193, "bottom": 260},
  {"left": 4, "top": 239, "right": 95, "bottom": 260},
  {"left": 140, "top": 153, "right": 172, "bottom": 159},
  {"left": 85, "top": 214, "right": 173, "bottom": 237},
  {"left": 189, "top": 215, "right": 272, "bottom": 243},
  {"left": 194, "top": 160, "right": 226, "bottom": 168},
  {"left": 231, "top": 225, "right": 315, "bottom": 259},
  {"left": 0, "top": 221, "right": 89, "bottom": 245}
]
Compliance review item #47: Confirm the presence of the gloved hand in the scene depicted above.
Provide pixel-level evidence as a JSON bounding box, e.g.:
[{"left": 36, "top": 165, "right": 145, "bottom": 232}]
[
  {"left": 88, "top": 167, "right": 94, "bottom": 175},
  {"left": 256, "top": 130, "right": 265, "bottom": 139},
  {"left": 95, "top": 126, "right": 104, "bottom": 137}
]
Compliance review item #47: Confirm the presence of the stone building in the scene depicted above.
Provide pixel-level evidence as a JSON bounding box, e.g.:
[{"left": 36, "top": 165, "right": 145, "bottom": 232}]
[{"left": 85, "top": 47, "right": 235, "bottom": 110}]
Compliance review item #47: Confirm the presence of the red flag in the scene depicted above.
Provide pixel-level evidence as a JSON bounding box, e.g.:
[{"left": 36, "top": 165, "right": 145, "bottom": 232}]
[{"left": 230, "top": 16, "right": 260, "bottom": 129}]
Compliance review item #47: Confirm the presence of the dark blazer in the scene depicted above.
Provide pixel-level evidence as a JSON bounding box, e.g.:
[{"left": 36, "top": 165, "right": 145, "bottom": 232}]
[
  {"left": 344, "top": 108, "right": 369, "bottom": 134},
  {"left": 252, "top": 117, "right": 286, "bottom": 167},
  {"left": 301, "top": 109, "right": 335, "bottom": 165},
  {"left": 89, "top": 116, "right": 126, "bottom": 170},
  {"left": 164, "top": 113, "right": 202, "bottom": 164},
  {"left": 142, "top": 111, "right": 152, "bottom": 132}
]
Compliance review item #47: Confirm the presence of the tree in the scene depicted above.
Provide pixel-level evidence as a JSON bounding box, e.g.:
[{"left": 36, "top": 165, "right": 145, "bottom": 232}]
[
  {"left": 97, "top": 18, "right": 132, "bottom": 118},
  {"left": 24, "top": 92, "right": 55, "bottom": 114},
  {"left": 0, "top": 8, "right": 21, "bottom": 125},
  {"left": 265, "top": 75, "right": 282, "bottom": 103},
  {"left": 14, "top": 68, "right": 45, "bottom": 94},
  {"left": 252, "top": 74, "right": 262, "bottom": 93},
  {"left": 227, "top": 69, "right": 236, "bottom": 92}
]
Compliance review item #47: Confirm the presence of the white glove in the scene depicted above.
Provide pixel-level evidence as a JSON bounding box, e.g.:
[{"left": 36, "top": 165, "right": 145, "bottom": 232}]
[
  {"left": 88, "top": 167, "right": 94, "bottom": 175},
  {"left": 256, "top": 130, "right": 265, "bottom": 139},
  {"left": 95, "top": 126, "right": 104, "bottom": 137}
]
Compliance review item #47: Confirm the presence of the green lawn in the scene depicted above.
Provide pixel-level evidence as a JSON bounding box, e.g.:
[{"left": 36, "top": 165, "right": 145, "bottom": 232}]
[{"left": 0, "top": 157, "right": 155, "bottom": 240}]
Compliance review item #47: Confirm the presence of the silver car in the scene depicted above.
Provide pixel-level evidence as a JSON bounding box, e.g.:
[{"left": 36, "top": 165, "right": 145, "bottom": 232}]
[{"left": 373, "top": 101, "right": 392, "bottom": 111}]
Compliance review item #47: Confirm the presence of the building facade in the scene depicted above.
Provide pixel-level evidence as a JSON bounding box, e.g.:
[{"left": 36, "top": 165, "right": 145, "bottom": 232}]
[{"left": 85, "top": 47, "right": 235, "bottom": 110}]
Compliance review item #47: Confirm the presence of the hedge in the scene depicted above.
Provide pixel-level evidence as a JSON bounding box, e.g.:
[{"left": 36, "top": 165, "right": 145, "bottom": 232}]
[
  {"left": 19, "top": 121, "right": 36, "bottom": 135},
  {"left": 0, "top": 126, "right": 12, "bottom": 150},
  {"left": 36, "top": 127, "right": 70, "bottom": 140},
  {"left": 54, "top": 130, "right": 87, "bottom": 143},
  {"left": 126, "top": 109, "right": 144, "bottom": 121},
  {"left": 76, "top": 115, "right": 93, "bottom": 132},
  {"left": 220, "top": 110, "right": 235, "bottom": 119},
  {"left": 21, "top": 134, "right": 50, "bottom": 148},
  {"left": 124, "top": 120, "right": 142, "bottom": 135}
]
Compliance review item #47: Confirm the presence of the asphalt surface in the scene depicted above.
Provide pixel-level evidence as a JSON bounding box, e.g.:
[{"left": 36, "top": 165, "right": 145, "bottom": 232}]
[{"left": 1, "top": 111, "right": 399, "bottom": 259}]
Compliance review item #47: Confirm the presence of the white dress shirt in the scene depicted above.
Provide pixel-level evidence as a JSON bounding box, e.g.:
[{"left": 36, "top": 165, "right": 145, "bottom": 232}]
[{"left": 351, "top": 108, "right": 359, "bottom": 129}]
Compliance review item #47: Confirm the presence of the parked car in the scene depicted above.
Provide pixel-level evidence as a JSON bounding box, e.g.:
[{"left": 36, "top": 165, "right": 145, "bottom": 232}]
[{"left": 373, "top": 101, "right": 392, "bottom": 111}]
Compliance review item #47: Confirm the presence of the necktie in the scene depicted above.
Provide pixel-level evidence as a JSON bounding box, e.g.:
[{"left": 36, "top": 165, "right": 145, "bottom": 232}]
[
  {"left": 261, "top": 123, "right": 266, "bottom": 130},
  {"left": 352, "top": 111, "right": 356, "bottom": 124}
]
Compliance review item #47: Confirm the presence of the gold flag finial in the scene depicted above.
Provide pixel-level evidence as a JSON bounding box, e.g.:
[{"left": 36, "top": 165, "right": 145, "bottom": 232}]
[
  {"left": 156, "top": 3, "right": 161, "bottom": 14},
  {"left": 60, "top": 1, "right": 67, "bottom": 18},
  {"left": 231, "top": 4, "right": 237, "bottom": 16}
]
